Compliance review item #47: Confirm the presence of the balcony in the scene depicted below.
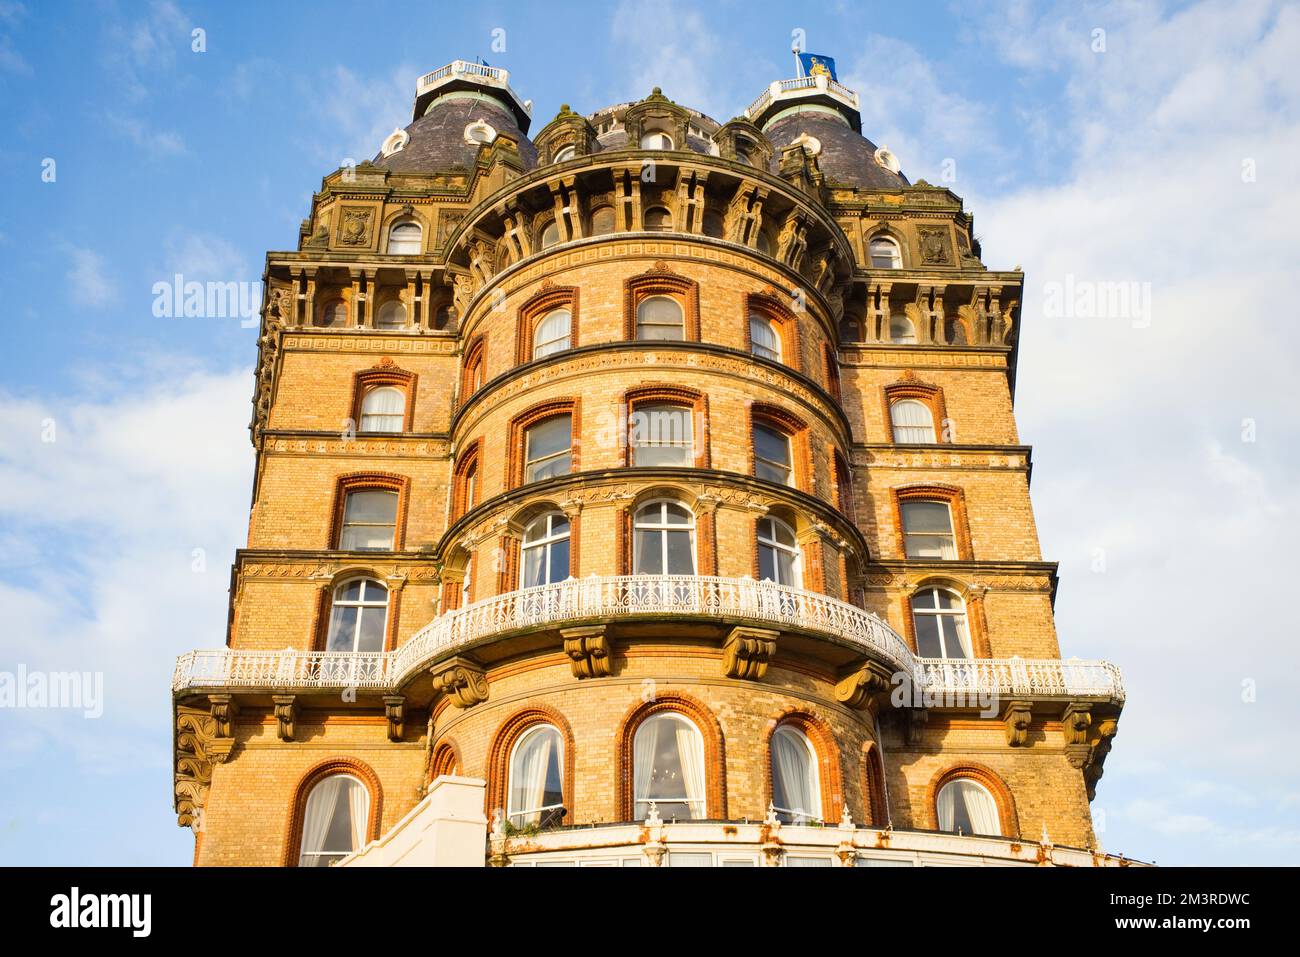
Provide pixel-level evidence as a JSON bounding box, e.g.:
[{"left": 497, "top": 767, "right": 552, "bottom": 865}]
[
  {"left": 412, "top": 59, "right": 532, "bottom": 129},
  {"left": 745, "top": 75, "right": 862, "bottom": 132},
  {"left": 173, "top": 575, "right": 1124, "bottom": 704}
]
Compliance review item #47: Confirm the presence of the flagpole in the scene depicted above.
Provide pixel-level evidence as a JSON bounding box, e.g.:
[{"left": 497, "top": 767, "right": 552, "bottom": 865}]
[{"left": 793, "top": 48, "right": 801, "bottom": 77}]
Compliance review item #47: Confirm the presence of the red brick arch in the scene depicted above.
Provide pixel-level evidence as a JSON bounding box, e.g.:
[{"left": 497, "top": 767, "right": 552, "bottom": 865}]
[
  {"left": 927, "top": 763, "right": 1019, "bottom": 839},
  {"left": 485, "top": 704, "right": 577, "bottom": 826},
  {"left": 615, "top": 691, "right": 726, "bottom": 820},
  {"left": 763, "top": 708, "right": 844, "bottom": 823},
  {"left": 282, "top": 756, "right": 384, "bottom": 866}
]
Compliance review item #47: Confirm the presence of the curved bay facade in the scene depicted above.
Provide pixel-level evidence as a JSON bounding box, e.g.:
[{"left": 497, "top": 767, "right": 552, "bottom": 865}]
[{"left": 173, "top": 61, "right": 1130, "bottom": 868}]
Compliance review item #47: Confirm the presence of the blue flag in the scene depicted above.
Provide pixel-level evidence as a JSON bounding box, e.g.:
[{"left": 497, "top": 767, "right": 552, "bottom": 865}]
[{"left": 797, "top": 52, "right": 837, "bottom": 82}]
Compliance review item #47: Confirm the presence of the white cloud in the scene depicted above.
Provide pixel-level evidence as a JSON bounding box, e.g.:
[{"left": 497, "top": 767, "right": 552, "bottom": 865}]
[
  {"left": 160, "top": 231, "right": 253, "bottom": 283},
  {"left": 66, "top": 248, "right": 118, "bottom": 308}
]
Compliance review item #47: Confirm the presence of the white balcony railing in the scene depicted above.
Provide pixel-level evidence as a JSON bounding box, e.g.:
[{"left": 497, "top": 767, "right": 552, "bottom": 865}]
[
  {"left": 172, "top": 575, "right": 1124, "bottom": 703},
  {"left": 745, "top": 74, "right": 860, "bottom": 123},
  {"left": 414, "top": 60, "right": 531, "bottom": 117}
]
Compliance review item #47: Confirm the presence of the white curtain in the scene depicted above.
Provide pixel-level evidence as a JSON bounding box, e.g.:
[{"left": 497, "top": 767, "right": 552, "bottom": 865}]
[
  {"left": 300, "top": 776, "right": 344, "bottom": 863},
  {"left": 772, "top": 729, "right": 817, "bottom": 822},
  {"left": 961, "top": 781, "right": 999, "bottom": 836},
  {"left": 675, "top": 720, "right": 706, "bottom": 820},
  {"left": 936, "top": 781, "right": 958, "bottom": 831},
  {"left": 346, "top": 777, "right": 369, "bottom": 849},
  {"left": 510, "top": 729, "right": 552, "bottom": 823},
  {"left": 632, "top": 718, "right": 659, "bottom": 815},
  {"left": 891, "top": 400, "right": 935, "bottom": 443}
]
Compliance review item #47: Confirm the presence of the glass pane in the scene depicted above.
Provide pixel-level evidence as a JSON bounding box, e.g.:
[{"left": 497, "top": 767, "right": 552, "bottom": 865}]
[
  {"left": 525, "top": 452, "right": 571, "bottom": 484},
  {"left": 548, "top": 538, "right": 570, "bottom": 583},
  {"left": 636, "top": 297, "right": 683, "bottom": 340},
  {"left": 935, "top": 589, "right": 960, "bottom": 610},
  {"left": 663, "top": 503, "right": 692, "bottom": 525},
  {"left": 590, "top": 208, "right": 615, "bottom": 235},
  {"left": 776, "top": 549, "right": 796, "bottom": 585},
  {"left": 901, "top": 501, "right": 952, "bottom": 534},
  {"left": 941, "top": 612, "right": 971, "bottom": 659},
  {"left": 327, "top": 606, "right": 358, "bottom": 652},
  {"left": 526, "top": 416, "right": 571, "bottom": 460},
  {"left": 522, "top": 544, "right": 546, "bottom": 588},
  {"left": 377, "top": 301, "right": 406, "bottom": 328},
  {"left": 344, "top": 491, "right": 397, "bottom": 524},
  {"left": 749, "top": 316, "right": 780, "bottom": 360},
  {"left": 914, "top": 614, "right": 944, "bottom": 658},
  {"left": 338, "top": 580, "right": 363, "bottom": 602},
  {"left": 665, "top": 530, "right": 694, "bottom": 574},
  {"left": 889, "top": 316, "right": 916, "bottom": 343},
  {"left": 758, "top": 543, "right": 777, "bottom": 582},
  {"left": 356, "top": 605, "right": 386, "bottom": 652},
  {"left": 753, "top": 425, "right": 790, "bottom": 467},
  {"left": 635, "top": 529, "right": 663, "bottom": 574},
  {"left": 358, "top": 579, "right": 387, "bottom": 601},
  {"left": 755, "top": 458, "right": 791, "bottom": 485},
  {"left": 340, "top": 525, "right": 394, "bottom": 551}
]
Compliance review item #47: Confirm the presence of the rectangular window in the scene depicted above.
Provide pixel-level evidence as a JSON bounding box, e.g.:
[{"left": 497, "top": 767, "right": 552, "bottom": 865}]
[
  {"left": 630, "top": 404, "right": 693, "bottom": 466},
  {"left": 753, "top": 423, "right": 793, "bottom": 485},
  {"left": 524, "top": 415, "right": 573, "bottom": 483},
  {"left": 339, "top": 490, "right": 398, "bottom": 550},
  {"left": 900, "top": 501, "right": 956, "bottom": 559}
]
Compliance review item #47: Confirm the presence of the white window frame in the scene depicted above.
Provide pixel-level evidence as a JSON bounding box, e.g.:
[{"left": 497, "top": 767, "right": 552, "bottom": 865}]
[
  {"left": 632, "top": 500, "right": 696, "bottom": 575},
  {"left": 375, "top": 299, "right": 407, "bottom": 329},
  {"left": 900, "top": 500, "right": 957, "bottom": 560},
  {"left": 359, "top": 386, "right": 405, "bottom": 433},
  {"left": 752, "top": 422, "right": 793, "bottom": 486},
  {"left": 326, "top": 577, "right": 390, "bottom": 653},
  {"left": 771, "top": 725, "right": 821, "bottom": 825},
  {"left": 628, "top": 402, "right": 694, "bottom": 467},
  {"left": 521, "top": 512, "right": 571, "bottom": 588},
  {"left": 533, "top": 308, "right": 571, "bottom": 358},
  {"left": 640, "top": 130, "right": 674, "bottom": 150},
  {"left": 387, "top": 220, "right": 422, "bottom": 255},
  {"left": 890, "top": 399, "right": 936, "bottom": 443},
  {"left": 936, "top": 778, "right": 1000, "bottom": 835},
  {"left": 523, "top": 415, "right": 573, "bottom": 484},
  {"left": 339, "top": 489, "right": 397, "bottom": 551},
  {"left": 749, "top": 313, "right": 781, "bottom": 361},
  {"left": 889, "top": 315, "right": 917, "bottom": 344},
  {"left": 870, "top": 236, "right": 903, "bottom": 269},
  {"left": 633, "top": 711, "right": 706, "bottom": 820},
  {"left": 757, "top": 516, "right": 802, "bottom": 587},
  {"left": 911, "top": 586, "right": 973, "bottom": 658},
  {"left": 635, "top": 295, "right": 685, "bottom": 341},
  {"left": 298, "top": 773, "right": 369, "bottom": 867},
  {"left": 507, "top": 724, "right": 565, "bottom": 828}
]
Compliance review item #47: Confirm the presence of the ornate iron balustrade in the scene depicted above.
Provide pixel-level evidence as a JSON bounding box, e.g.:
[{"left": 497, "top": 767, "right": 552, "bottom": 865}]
[
  {"left": 746, "top": 74, "right": 861, "bottom": 122},
  {"left": 172, "top": 575, "right": 1124, "bottom": 703},
  {"left": 414, "top": 60, "right": 531, "bottom": 116}
]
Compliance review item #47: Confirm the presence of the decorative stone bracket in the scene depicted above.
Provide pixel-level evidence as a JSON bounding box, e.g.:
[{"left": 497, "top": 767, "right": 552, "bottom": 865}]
[
  {"left": 174, "top": 705, "right": 219, "bottom": 829},
  {"left": 562, "top": 626, "right": 612, "bottom": 679},
  {"left": 1083, "top": 715, "right": 1119, "bottom": 800},
  {"left": 383, "top": 695, "right": 406, "bottom": 742},
  {"left": 429, "top": 657, "right": 489, "bottom": 709},
  {"left": 1004, "top": 700, "right": 1033, "bottom": 747},
  {"left": 272, "top": 694, "right": 297, "bottom": 741},
  {"left": 833, "top": 660, "right": 894, "bottom": 715},
  {"left": 722, "top": 626, "right": 778, "bottom": 681},
  {"left": 206, "top": 693, "right": 238, "bottom": 764}
]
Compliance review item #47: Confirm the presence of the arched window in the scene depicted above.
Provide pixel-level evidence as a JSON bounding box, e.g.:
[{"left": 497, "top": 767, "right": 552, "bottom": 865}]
[
  {"left": 636, "top": 295, "right": 684, "bottom": 341},
  {"left": 936, "top": 777, "right": 999, "bottom": 835},
  {"left": 755, "top": 229, "right": 772, "bottom": 255},
  {"left": 771, "top": 726, "right": 820, "bottom": 824},
  {"left": 629, "top": 402, "right": 693, "bottom": 466},
  {"left": 752, "top": 422, "right": 793, "bottom": 486},
  {"left": 590, "top": 207, "right": 616, "bottom": 236},
  {"left": 869, "top": 236, "right": 903, "bottom": 269},
  {"left": 433, "top": 303, "right": 453, "bottom": 331},
  {"left": 387, "top": 220, "right": 422, "bottom": 255},
  {"left": 318, "top": 299, "right": 348, "bottom": 328},
  {"left": 890, "top": 399, "right": 935, "bottom": 443},
  {"left": 376, "top": 300, "right": 406, "bottom": 329},
  {"left": 633, "top": 712, "right": 705, "bottom": 819},
  {"left": 889, "top": 315, "right": 917, "bottom": 344},
  {"left": 359, "top": 386, "right": 404, "bottom": 432},
  {"left": 900, "top": 501, "right": 956, "bottom": 560},
  {"left": 552, "top": 144, "right": 576, "bottom": 163},
  {"left": 523, "top": 415, "right": 572, "bottom": 484},
  {"left": 640, "top": 130, "right": 674, "bottom": 150},
  {"left": 702, "top": 210, "right": 725, "bottom": 239},
  {"left": 533, "top": 308, "right": 572, "bottom": 358},
  {"left": 734, "top": 139, "right": 755, "bottom": 166},
  {"left": 749, "top": 313, "right": 781, "bottom": 361},
  {"left": 911, "top": 587, "right": 971, "bottom": 658},
  {"left": 521, "top": 512, "right": 571, "bottom": 588},
  {"left": 633, "top": 500, "right": 695, "bottom": 575},
  {"left": 643, "top": 206, "right": 672, "bottom": 232},
  {"left": 326, "top": 578, "right": 389, "bottom": 653},
  {"left": 298, "top": 773, "right": 370, "bottom": 867},
  {"left": 757, "top": 516, "right": 801, "bottom": 586},
  {"left": 339, "top": 490, "right": 398, "bottom": 550},
  {"left": 507, "top": 725, "right": 565, "bottom": 828},
  {"left": 539, "top": 220, "right": 560, "bottom": 250}
]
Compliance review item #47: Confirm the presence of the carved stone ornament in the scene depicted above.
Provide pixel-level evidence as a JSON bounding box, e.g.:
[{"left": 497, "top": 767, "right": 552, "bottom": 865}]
[
  {"left": 918, "top": 226, "right": 952, "bottom": 265},
  {"left": 834, "top": 661, "right": 894, "bottom": 712},
  {"left": 561, "top": 626, "right": 612, "bottom": 679},
  {"left": 174, "top": 705, "right": 219, "bottom": 828},
  {"left": 429, "top": 656, "right": 489, "bottom": 708},
  {"left": 272, "top": 694, "right": 297, "bottom": 741},
  {"left": 1004, "top": 700, "right": 1033, "bottom": 747},
  {"left": 337, "top": 207, "right": 374, "bottom": 246},
  {"left": 721, "top": 626, "right": 778, "bottom": 681},
  {"left": 383, "top": 695, "right": 406, "bottom": 742}
]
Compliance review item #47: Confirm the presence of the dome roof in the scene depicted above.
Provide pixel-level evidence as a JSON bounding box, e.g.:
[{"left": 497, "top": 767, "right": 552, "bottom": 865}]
[
  {"left": 764, "top": 108, "right": 909, "bottom": 189},
  {"left": 373, "top": 93, "right": 538, "bottom": 173}
]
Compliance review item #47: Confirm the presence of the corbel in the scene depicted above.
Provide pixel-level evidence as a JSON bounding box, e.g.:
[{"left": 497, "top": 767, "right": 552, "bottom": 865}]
[
  {"left": 272, "top": 694, "right": 297, "bottom": 741},
  {"left": 1004, "top": 700, "right": 1033, "bottom": 747},
  {"left": 833, "top": 660, "right": 894, "bottom": 714},
  {"left": 721, "top": 626, "right": 778, "bottom": 681},
  {"left": 429, "top": 656, "right": 489, "bottom": 709},
  {"left": 383, "top": 695, "right": 406, "bottom": 742},
  {"left": 562, "top": 625, "right": 612, "bottom": 679}
]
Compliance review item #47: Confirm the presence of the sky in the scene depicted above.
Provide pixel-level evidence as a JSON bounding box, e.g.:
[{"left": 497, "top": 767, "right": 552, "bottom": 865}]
[{"left": 0, "top": 0, "right": 1297, "bottom": 866}]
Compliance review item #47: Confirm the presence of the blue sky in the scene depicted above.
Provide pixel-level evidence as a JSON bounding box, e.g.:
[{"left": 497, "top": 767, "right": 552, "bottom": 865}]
[{"left": 1, "top": 0, "right": 1297, "bottom": 865}]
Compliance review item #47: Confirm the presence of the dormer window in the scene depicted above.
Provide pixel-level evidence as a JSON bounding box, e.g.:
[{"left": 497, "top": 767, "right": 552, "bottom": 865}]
[
  {"left": 870, "top": 236, "right": 903, "bottom": 269},
  {"left": 380, "top": 128, "right": 409, "bottom": 157},
  {"left": 640, "top": 131, "right": 674, "bottom": 150},
  {"left": 464, "top": 120, "right": 497, "bottom": 146},
  {"left": 553, "top": 144, "right": 576, "bottom": 163},
  {"left": 387, "top": 220, "right": 422, "bottom": 255}
]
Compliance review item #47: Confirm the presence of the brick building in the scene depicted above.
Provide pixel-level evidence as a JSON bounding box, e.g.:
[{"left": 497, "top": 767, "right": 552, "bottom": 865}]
[{"left": 171, "top": 60, "right": 1129, "bottom": 867}]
